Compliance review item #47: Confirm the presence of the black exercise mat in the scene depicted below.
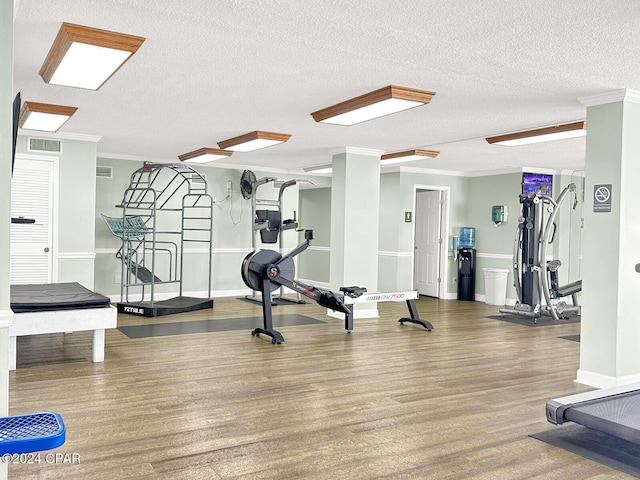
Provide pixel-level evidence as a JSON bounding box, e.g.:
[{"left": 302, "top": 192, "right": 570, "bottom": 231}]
[
  {"left": 530, "top": 424, "right": 640, "bottom": 478},
  {"left": 10, "top": 282, "right": 111, "bottom": 312},
  {"left": 559, "top": 334, "right": 580, "bottom": 342},
  {"left": 485, "top": 314, "right": 580, "bottom": 327},
  {"left": 118, "top": 314, "right": 324, "bottom": 338}
]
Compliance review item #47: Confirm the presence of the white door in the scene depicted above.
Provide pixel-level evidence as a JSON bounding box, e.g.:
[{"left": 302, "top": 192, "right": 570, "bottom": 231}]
[
  {"left": 414, "top": 190, "right": 442, "bottom": 297},
  {"left": 10, "top": 156, "right": 56, "bottom": 284}
]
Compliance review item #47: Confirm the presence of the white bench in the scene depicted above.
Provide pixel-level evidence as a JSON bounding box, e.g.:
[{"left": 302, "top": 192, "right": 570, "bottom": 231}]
[{"left": 9, "top": 305, "right": 117, "bottom": 370}]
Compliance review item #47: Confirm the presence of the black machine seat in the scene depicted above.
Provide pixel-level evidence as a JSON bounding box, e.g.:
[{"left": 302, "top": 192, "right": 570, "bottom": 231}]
[
  {"left": 255, "top": 210, "right": 281, "bottom": 244},
  {"left": 339, "top": 286, "right": 367, "bottom": 298},
  {"left": 556, "top": 279, "right": 582, "bottom": 297}
]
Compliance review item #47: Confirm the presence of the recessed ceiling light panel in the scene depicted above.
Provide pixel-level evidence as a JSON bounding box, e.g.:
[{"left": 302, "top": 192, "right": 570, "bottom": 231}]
[
  {"left": 217, "top": 131, "right": 291, "bottom": 152},
  {"left": 310, "top": 85, "right": 435, "bottom": 126},
  {"left": 486, "top": 121, "right": 587, "bottom": 146},
  {"left": 178, "top": 148, "right": 233, "bottom": 164},
  {"left": 380, "top": 149, "right": 439, "bottom": 165},
  {"left": 19, "top": 101, "right": 78, "bottom": 132},
  {"left": 39, "top": 22, "right": 145, "bottom": 90}
]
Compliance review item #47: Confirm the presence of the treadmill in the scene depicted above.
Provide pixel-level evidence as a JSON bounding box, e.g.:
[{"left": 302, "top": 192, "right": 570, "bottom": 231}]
[{"left": 546, "top": 383, "right": 640, "bottom": 443}]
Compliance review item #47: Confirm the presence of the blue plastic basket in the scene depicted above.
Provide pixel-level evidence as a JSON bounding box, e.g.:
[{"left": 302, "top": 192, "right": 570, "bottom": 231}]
[{"left": 0, "top": 412, "right": 66, "bottom": 455}]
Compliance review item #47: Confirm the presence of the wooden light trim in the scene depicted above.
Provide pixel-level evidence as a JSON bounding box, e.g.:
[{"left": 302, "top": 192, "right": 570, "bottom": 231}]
[
  {"left": 217, "top": 131, "right": 291, "bottom": 152},
  {"left": 486, "top": 121, "right": 587, "bottom": 145},
  {"left": 178, "top": 148, "right": 233, "bottom": 163},
  {"left": 380, "top": 149, "right": 440, "bottom": 162},
  {"left": 19, "top": 101, "right": 78, "bottom": 132},
  {"left": 310, "top": 85, "right": 436, "bottom": 125},
  {"left": 39, "top": 22, "right": 145, "bottom": 90}
]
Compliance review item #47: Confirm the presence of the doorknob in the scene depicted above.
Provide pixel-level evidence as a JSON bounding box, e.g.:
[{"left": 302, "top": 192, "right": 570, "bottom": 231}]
[{"left": 44, "top": 247, "right": 50, "bottom": 253}]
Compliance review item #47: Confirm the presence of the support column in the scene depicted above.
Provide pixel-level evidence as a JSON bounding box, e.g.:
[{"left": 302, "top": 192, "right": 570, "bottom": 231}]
[
  {"left": 329, "top": 148, "right": 381, "bottom": 319},
  {"left": 577, "top": 89, "right": 640, "bottom": 387},
  {"left": 0, "top": 0, "right": 14, "bottom": 478}
]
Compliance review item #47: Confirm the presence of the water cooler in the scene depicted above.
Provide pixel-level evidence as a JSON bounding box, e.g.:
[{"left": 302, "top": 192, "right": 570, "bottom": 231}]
[{"left": 457, "top": 227, "right": 476, "bottom": 301}]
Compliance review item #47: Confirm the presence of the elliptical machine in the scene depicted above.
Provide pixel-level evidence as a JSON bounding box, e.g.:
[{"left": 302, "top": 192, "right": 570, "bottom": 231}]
[
  {"left": 241, "top": 230, "right": 353, "bottom": 344},
  {"left": 499, "top": 183, "right": 582, "bottom": 322}
]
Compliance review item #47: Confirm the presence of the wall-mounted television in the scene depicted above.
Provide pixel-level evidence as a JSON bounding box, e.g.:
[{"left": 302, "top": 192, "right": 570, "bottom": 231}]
[
  {"left": 522, "top": 172, "right": 553, "bottom": 196},
  {"left": 12, "top": 91, "right": 21, "bottom": 174}
]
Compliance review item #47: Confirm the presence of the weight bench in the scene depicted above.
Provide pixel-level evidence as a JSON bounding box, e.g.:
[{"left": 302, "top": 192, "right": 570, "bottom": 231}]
[
  {"left": 9, "top": 283, "right": 117, "bottom": 370},
  {"left": 556, "top": 279, "right": 582, "bottom": 298},
  {"left": 0, "top": 412, "right": 65, "bottom": 455}
]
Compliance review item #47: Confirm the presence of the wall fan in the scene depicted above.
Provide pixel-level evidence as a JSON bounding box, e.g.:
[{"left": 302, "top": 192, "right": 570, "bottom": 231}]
[{"left": 240, "top": 170, "right": 257, "bottom": 200}]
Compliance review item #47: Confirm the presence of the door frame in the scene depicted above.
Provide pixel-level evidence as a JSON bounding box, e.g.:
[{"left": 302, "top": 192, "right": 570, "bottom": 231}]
[
  {"left": 411, "top": 185, "right": 450, "bottom": 299},
  {"left": 12, "top": 153, "right": 60, "bottom": 283}
]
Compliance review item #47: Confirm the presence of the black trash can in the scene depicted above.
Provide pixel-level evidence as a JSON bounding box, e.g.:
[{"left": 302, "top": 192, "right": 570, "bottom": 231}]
[{"left": 457, "top": 248, "right": 476, "bottom": 301}]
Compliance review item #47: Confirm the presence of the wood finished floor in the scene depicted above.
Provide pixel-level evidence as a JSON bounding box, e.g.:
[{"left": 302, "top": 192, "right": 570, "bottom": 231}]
[{"left": 8, "top": 296, "right": 627, "bottom": 479}]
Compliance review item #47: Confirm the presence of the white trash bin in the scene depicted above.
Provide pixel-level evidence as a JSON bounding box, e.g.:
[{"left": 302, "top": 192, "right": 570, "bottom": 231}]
[{"left": 483, "top": 268, "right": 510, "bottom": 305}]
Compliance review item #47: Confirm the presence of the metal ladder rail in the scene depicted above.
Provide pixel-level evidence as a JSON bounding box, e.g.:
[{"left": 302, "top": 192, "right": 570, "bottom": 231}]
[{"left": 180, "top": 193, "right": 213, "bottom": 298}]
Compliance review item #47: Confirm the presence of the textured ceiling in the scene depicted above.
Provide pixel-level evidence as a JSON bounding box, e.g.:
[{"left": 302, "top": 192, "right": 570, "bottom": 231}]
[{"left": 12, "top": 0, "right": 640, "bottom": 175}]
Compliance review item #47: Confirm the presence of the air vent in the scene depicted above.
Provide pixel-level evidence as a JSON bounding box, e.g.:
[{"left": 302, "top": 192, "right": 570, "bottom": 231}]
[
  {"left": 28, "top": 137, "right": 62, "bottom": 154},
  {"left": 96, "top": 166, "right": 113, "bottom": 178}
]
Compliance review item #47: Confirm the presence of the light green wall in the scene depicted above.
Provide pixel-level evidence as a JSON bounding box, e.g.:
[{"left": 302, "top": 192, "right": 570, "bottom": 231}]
[
  {"left": 15, "top": 136, "right": 97, "bottom": 288},
  {"left": 466, "top": 173, "right": 521, "bottom": 298},
  {"left": 298, "top": 187, "right": 331, "bottom": 282},
  {"left": 556, "top": 172, "right": 585, "bottom": 286},
  {"left": 397, "top": 171, "right": 470, "bottom": 295},
  {"left": 463, "top": 172, "right": 584, "bottom": 301},
  {"left": 94, "top": 158, "right": 328, "bottom": 297}
]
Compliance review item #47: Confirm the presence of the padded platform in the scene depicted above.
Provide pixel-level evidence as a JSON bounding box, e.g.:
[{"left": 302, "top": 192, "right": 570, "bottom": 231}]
[
  {"left": 11, "top": 282, "right": 111, "bottom": 313},
  {"left": 9, "top": 282, "right": 117, "bottom": 370},
  {"left": 117, "top": 296, "right": 213, "bottom": 317}
]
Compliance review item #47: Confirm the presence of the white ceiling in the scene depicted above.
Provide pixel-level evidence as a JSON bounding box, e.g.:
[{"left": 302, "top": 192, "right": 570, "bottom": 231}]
[{"left": 12, "top": 0, "right": 640, "bottom": 175}]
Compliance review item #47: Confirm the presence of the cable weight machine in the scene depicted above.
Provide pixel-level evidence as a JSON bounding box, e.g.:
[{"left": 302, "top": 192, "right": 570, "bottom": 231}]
[
  {"left": 239, "top": 169, "right": 315, "bottom": 305},
  {"left": 499, "top": 183, "right": 582, "bottom": 322}
]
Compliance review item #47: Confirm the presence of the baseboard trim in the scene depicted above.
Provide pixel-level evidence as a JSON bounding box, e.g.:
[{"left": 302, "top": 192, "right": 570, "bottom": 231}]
[{"left": 575, "top": 369, "right": 640, "bottom": 388}]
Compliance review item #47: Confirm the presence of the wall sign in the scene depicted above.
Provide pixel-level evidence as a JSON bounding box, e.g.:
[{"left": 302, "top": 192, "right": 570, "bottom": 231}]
[{"left": 593, "top": 184, "right": 612, "bottom": 213}]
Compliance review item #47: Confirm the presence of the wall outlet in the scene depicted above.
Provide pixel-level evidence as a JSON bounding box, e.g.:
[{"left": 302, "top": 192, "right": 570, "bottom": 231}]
[
  {"left": 226, "top": 180, "right": 232, "bottom": 193},
  {"left": 114, "top": 274, "right": 121, "bottom": 284}
]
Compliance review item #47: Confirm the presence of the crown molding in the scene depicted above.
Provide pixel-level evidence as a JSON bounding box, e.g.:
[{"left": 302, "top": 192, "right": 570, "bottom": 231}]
[
  {"left": 579, "top": 88, "right": 640, "bottom": 106},
  {"left": 560, "top": 169, "right": 585, "bottom": 177},
  {"left": 328, "top": 146, "right": 384, "bottom": 157},
  {"left": 20, "top": 129, "right": 102, "bottom": 142},
  {"left": 463, "top": 166, "right": 560, "bottom": 178},
  {"left": 97, "top": 152, "right": 163, "bottom": 162},
  {"left": 394, "top": 166, "right": 466, "bottom": 177},
  {"left": 520, "top": 166, "right": 558, "bottom": 175}
]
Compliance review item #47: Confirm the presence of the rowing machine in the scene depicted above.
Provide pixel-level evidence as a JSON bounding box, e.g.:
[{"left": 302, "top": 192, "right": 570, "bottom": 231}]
[{"left": 241, "top": 230, "right": 353, "bottom": 343}]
